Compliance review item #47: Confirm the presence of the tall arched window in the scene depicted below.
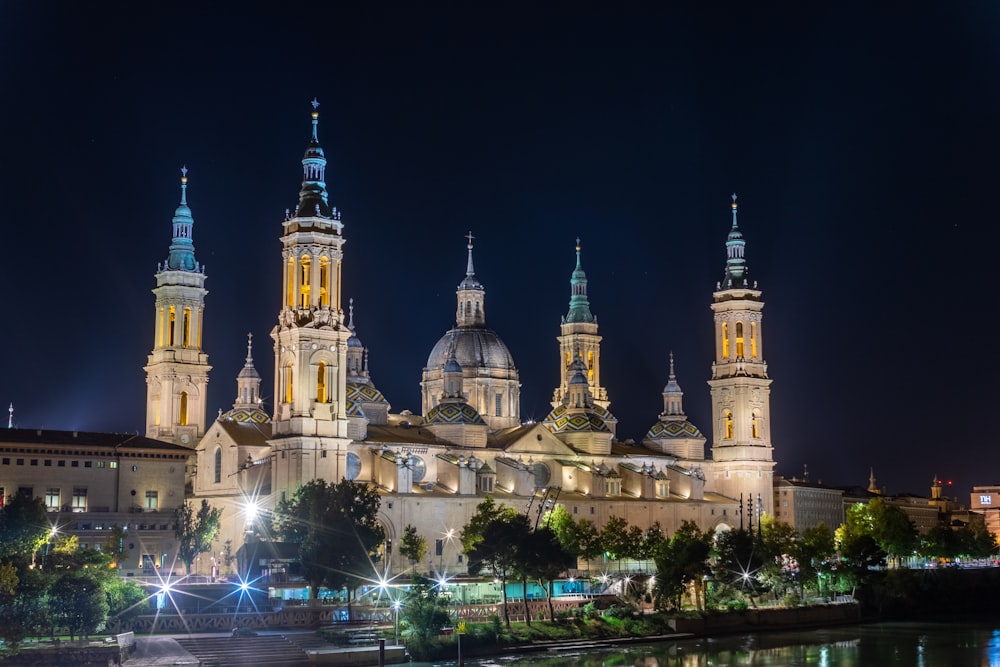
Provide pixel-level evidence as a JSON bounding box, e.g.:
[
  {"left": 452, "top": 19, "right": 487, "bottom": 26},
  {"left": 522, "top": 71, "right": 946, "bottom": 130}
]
[
  {"left": 735, "top": 321, "right": 745, "bottom": 358},
  {"left": 286, "top": 257, "right": 295, "bottom": 307},
  {"left": 587, "top": 351, "right": 594, "bottom": 378},
  {"left": 724, "top": 409, "right": 733, "bottom": 439},
  {"left": 179, "top": 391, "right": 188, "bottom": 426},
  {"left": 158, "top": 308, "right": 165, "bottom": 347},
  {"left": 299, "top": 255, "right": 311, "bottom": 309},
  {"left": 183, "top": 307, "right": 192, "bottom": 348},
  {"left": 214, "top": 447, "right": 222, "bottom": 484},
  {"left": 284, "top": 365, "right": 294, "bottom": 403},
  {"left": 319, "top": 257, "right": 330, "bottom": 307},
  {"left": 751, "top": 410, "right": 760, "bottom": 439},
  {"left": 750, "top": 322, "right": 758, "bottom": 358},
  {"left": 317, "top": 362, "right": 327, "bottom": 403},
  {"left": 721, "top": 322, "right": 729, "bottom": 359},
  {"left": 168, "top": 306, "right": 176, "bottom": 347}
]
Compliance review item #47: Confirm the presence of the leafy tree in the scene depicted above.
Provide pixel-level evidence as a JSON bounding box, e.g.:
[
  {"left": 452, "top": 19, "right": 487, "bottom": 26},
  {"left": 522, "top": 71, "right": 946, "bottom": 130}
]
[
  {"left": 713, "top": 528, "right": 766, "bottom": 606},
  {"left": 50, "top": 570, "right": 108, "bottom": 640},
  {"left": 960, "top": 514, "right": 998, "bottom": 559},
  {"left": 400, "top": 576, "right": 451, "bottom": 652},
  {"left": 756, "top": 517, "right": 799, "bottom": 597},
  {"left": 920, "top": 524, "right": 961, "bottom": 561},
  {"left": 0, "top": 494, "right": 49, "bottom": 564},
  {"left": 463, "top": 498, "right": 527, "bottom": 628},
  {"left": 797, "top": 522, "right": 837, "bottom": 596},
  {"left": 174, "top": 499, "right": 223, "bottom": 575},
  {"left": 598, "top": 516, "right": 633, "bottom": 571},
  {"left": 574, "top": 518, "right": 602, "bottom": 562},
  {"left": 519, "top": 527, "right": 575, "bottom": 621},
  {"left": 641, "top": 521, "right": 667, "bottom": 560},
  {"left": 654, "top": 520, "right": 712, "bottom": 610},
  {"left": 399, "top": 524, "right": 427, "bottom": 569},
  {"left": 274, "top": 479, "right": 384, "bottom": 600},
  {"left": 104, "top": 577, "right": 147, "bottom": 632}
]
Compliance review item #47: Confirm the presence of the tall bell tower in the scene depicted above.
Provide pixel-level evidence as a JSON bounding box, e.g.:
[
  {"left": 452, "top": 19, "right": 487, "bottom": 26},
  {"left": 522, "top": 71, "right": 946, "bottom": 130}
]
[
  {"left": 708, "top": 195, "right": 775, "bottom": 518},
  {"left": 270, "top": 100, "right": 354, "bottom": 502},
  {"left": 145, "top": 167, "right": 211, "bottom": 447}
]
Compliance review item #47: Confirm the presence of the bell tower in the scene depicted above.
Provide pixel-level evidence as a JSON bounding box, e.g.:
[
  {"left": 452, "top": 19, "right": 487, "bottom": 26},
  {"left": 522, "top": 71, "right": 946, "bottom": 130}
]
[
  {"left": 552, "top": 239, "right": 609, "bottom": 410},
  {"left": 145, "top": 167, "right": 211, "bottom": 447},
  {"left": 708, "top": 195, "right": 775, "bottom": 517},
  {"left": 270, "top": 100, "right": 354, "bottom": 502}
]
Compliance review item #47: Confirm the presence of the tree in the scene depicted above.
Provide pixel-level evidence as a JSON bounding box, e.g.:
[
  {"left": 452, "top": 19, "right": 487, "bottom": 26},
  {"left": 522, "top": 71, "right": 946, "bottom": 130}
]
[
  {"left": 463, "top": 498, "right": 527, "bottom": 629},
  {"left": 598, "top": 516, "right": 633, "bottom": 571},
  {"left": 274, "top": 479, "right": 385, "bottom": 600},
  {"left": 399, "top": 524, "right": 427, "bottom": 570},
  {"left": 654, "top": 520, "right": 712, "bottom": 610},
  {"left": 400, "top": 576, "right": 451, "bottom": 649},
  {"left": 797, "top": 522, "right": 837, "bottom": 596},
  {"left": 520, "top": 527, "right": 575, "bottom": 620},
  {"left": 50, "top": 570, "right": 108, "bottom": 640},
  {"left": 0, "top": 494, "right": 49, "bottom": 564},
  {"left": 174, "top": 499, "right": 223, "bottom": 575},
  {"left": 713, "top": 528, "right": 766, "bottom": 607},
  {"left": 104, "top": 577, "right": 147, "bottom": 632},
  {"left": 960, "top": 514, "right": 998, "bottom": 559}
]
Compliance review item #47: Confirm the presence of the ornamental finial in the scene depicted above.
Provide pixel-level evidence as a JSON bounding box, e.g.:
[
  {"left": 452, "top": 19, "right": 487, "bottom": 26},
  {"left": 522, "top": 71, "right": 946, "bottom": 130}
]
[{"left": 311, "top": 98, "right": 320, "bottom": 110}]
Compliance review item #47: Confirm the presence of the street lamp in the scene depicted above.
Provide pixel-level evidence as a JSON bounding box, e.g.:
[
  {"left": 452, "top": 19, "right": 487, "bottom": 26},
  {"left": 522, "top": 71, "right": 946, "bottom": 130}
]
[{"left": 392, "top": 599, "right": 401, "bottom": 645}]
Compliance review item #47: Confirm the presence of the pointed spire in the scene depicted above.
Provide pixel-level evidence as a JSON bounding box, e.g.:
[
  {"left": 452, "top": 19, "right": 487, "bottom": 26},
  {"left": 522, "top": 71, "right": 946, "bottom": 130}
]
[
  {"left": 662, "top": 352, "right": 685, "bottom": 417},
  {"left": 348, "top": 297, "right": 356, "bottom": 331},
  {"left": 244, "top": 332, "right": 254, "bottom": 365},
  {"left": 868, "top": 467, "right": 879, "bottom": 494},
  {"left": 565, "top": 238, "right": 595, "bottom": 324},
  {"left": 720, "top": 193, "right": 751, "bottom": 288},
  {"left": 296, "top": 99, "right": 331, "bottom": 217},
  {"left": 7, "top": 402, "right": 12, "bottom": 429},
  {"left": 458, "top": 231, "right": 482, "bottom": 290},
  {"left": 164, "top": 166, "right": 199, "bottom": 272},
  {"left": 234, "top": 333, "right": 262, "bottom": 410}
]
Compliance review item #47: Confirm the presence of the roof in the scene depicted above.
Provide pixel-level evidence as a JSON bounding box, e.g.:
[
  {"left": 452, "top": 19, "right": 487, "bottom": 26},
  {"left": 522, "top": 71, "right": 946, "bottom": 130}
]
[
  {"left": 217, "top": 420, "right": 272, "bottom": 447},
  {"left": 0, "top": 428, "right": 193, "bottom": 454},
  {"left": 364, "top": 424, "right": 441, "bottom": 446}
]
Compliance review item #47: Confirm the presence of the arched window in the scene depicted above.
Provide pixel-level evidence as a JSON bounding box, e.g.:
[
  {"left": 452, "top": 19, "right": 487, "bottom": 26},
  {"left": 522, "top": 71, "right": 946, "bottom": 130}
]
[
  {"left": 750, "top": 322, "right": 758, "bottom": 358},
  {"left": 752, "top": 411, "right": 760, "bottom": 439},
  {"left": 735, "top": 321, "right": 745, "bottom": 358},
  {"left": 286, "top": 257, "right": 295, "bottom": 307},
  {"left": 179, "top": 391, "right": 188, "bottom": 426},
  {"left": 183, "top": 307, "right": 192, "bottom": 348},
  {"left": 157, "top": 308, "right": 165, "bottom": 347},
  {"left": 168, "top": 306, "right": 176, "bottom": 347},
  {"left": 317, "top": 361, "right": 327, "bottom": 403},
  {"left": 284, "top": 365, "right": 293, "bottom": 403},
  {"left": 724, "top": 409, "right": 733, "bottom": 439},
  {"left": 465, "top": 300, "right": 471, "bottom": 315},
  {"left": 587, "top": 351, "right": 594, "bottom": 378},
  {"left": 299, "top": 255, "right": 311, "bottom": 309},
  {"left": 565, "top": 351, "right": 571, "bottom": 368},
  {"left": 721, "top": 322, "right": 729, "bottom": 359},
  {"left": 214, "top": 447, "right": 222, "bottom": 484},
  {"left": 319, "top": 257, "right": 330, "bottom": 307}
]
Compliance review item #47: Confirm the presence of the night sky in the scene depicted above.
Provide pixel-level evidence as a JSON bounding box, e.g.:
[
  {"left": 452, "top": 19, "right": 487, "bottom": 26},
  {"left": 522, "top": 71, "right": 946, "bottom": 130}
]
[{"left": 2, "top": 4, "right": 997, "bottom": 500}]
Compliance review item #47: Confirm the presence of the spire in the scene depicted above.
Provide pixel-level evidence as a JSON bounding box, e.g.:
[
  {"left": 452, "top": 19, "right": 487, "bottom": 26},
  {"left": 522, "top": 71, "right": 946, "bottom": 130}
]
[
  {"left": 458, "top": 231, "right": 482, "bottom": 290},
  {"left": 565, "top": 238, "right": 595, "bottom": 324},
  {"left": 720, "top": 193, "right": 751, "bottom": 289},
  {"left": 868, "top": 467, "right": 879, "bottom": 494},
  {"left": 164, "top": 166, "right": 199, "bottom": 272},
  {"left": 661, "top": 352, "right": 686, "bottom": 417},
  {"left": 455, "top": 233, "right": 486, "bottom": 327},
  {"left": 296, "top": 98, "right": 331, "bottom": 218},
  {"left": 7, "top": 402, "right": 12, "bottom": 429},
  {"left": 348, "top": 297, "right": 356, "bottom": 332},
  {"left": 234, "top": 333, "right": 262, "bottom": 410},
  {"left": 442, "top": 340, "right": 464, "bottom": 400}
]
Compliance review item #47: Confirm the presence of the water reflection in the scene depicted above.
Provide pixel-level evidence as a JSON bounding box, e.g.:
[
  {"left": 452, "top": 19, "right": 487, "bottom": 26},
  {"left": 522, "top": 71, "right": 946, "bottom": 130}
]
[{"left": 425, "top": 622, "right": 1000, "bottom": 667}]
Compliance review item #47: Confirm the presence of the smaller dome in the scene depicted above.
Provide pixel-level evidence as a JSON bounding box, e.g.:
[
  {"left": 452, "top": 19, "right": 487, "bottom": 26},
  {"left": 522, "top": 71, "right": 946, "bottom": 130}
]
[
  {"left": 220, "top": 407, "right": 270, "bottom": 424},
  {"left": 426, "top": 402, "right": 486, "bottom": 426},
  {"left": 346, "top": 381, "right": 389, "bottom": 405},
  {"left": 646, "top": 420, "right": 703, "bottom": 440},
  {"left": 545, "top": 404, "right": 610, "bottom": 433},
  {"left": 347, "top": 334, "right": 364, "bottom": 349}
]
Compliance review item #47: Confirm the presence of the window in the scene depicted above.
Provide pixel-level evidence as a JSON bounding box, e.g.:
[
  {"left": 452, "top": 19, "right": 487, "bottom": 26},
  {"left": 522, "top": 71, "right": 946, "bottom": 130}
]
[
  {"left": 751, "top": 411, "right": 760, "bottom": 439},
  {"left": 45, "top": 488, "right": 60, "bottom": 511},
  {"left": 183, "top": 307, "right": 192, "bottom": 348},
  {"left": 96, "top": 461, "right": 105, "bottom": 468},
  {"left": 109, "top": 461, "right": 117, "bottom": 469},
  {"left": 317, "top": 361, "right": 328, "bottom": 403},
  {"left": 750, "top": 322, "right": 758, "bottom": 358},
  {"left": 16, "top": 459, "right": 23, "bottom": 466},
  {"left": 319, "top": 257, "right": 330, "bottom": 307},
  {"left": 84, "top": 461, "right": 92, "bottom": 468},
  {"left": 72, "top": 487, "right": 87, "bottom": 512},
  {"left": 214, "top": 447, "right": 222, "bottom": 484},
  {"left": 435, "top": 539, "right": 443, "bottom": 556},
  {"left": 145, "top": 491, "right": 159, "bottom": 510},
  {"left": 721, "top": 322, "right": 729, "bottom": 359},
  {"left": 589, "top": 506, "right": 595, "bottom": 515},
  {"left": 299, "top": 255, "right": 311, "bottom": 308},
  {"left": 495, "top": 393, "right": 502, "bottom": 417},
  {"left": 179, "top": 391, "right": 188, "bottom": 426},
  {"left": 30, "top": 459, "right": 37, "bottom": 466},
  {"left": 168, "top": 306, "right": 176, "bottom": 346},
  {"left": 58, "top": 460, "right": 65, "bottom": 467},
  {"left": 735, "top": 321, "right": 745, "bottom": 357},
  {"left": 286, "top": 257, "right": 295, "bottom": 306},
  {"left": 18, "top": 487, "right": 32, "bottom": 499},
  {"left": 284, "top": 365, "right": 293, "bottom": 403},
  {"left": 1, "top": 458, "right": 7, "bottom": 465},
  {"left": 44, "top": 459, "right": 52, "bottom": 467},
  {"left": 71, "top": 460, "right": 78, "bottom": 467},
  {"left": 724, "top": 410, "right": 734, "bottom": 439}
]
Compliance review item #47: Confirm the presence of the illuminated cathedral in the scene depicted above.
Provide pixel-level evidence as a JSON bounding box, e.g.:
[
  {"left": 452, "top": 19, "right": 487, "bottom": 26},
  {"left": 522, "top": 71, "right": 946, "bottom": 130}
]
[{"left": 145, "top": 103, "right": 776, "bottom": 576}]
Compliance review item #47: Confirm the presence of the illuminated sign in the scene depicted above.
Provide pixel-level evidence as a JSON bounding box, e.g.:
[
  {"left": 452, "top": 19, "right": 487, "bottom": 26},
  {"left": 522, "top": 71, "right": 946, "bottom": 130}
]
[{"left": 981, "top": 495, "right": 993, "bottom": 505}]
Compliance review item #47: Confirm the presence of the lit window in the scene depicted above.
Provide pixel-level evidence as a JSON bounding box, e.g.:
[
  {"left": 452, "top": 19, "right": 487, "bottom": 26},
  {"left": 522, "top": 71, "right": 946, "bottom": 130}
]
[
  {"left": 319, "top": 257, "right": 330, "bottom": 307},
  {"left": 145, "top": 491, "right": 158, "bottom": 510},
  {"left": 735, "top": 322, "right": 745, "bottom": 358},
  {"left": 317, "top": 362, "right": 328, "bottom": 403},
  {"left": 45, "top": 488, "right": 60, "bottom": 511},
  {"left": 168, "top": 306, "right": 176, "bottom": 347},
  {"left": 721, "top": 322, "right": 729, "bottom": 359},
  {"left": 299, "top": 255, "right": 311, "bottom": 309},
  {"left": 179, "top": 392, "right": 188, "bottom": 426},
  {"left": 750, "top": 322, "right": 758, "bottom": 358},
  {"left": 72, "top": 487, "right": 87, "bottom": 512}
]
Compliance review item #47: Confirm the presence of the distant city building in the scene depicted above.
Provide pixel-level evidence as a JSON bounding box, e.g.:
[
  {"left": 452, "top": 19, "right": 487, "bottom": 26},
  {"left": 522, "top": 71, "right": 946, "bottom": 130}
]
[
  {"left": 971, "top": 486, "right": 1000, "bottom": 537},
  {"left": 773, "top": 475, "right": 845, "bottom": 532}
]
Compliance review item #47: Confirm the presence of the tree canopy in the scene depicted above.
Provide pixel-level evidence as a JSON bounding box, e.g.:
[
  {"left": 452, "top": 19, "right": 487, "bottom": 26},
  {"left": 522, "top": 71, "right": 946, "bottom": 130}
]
[{"left": 174, "top": 499, "right": 223, "bottom": 574}]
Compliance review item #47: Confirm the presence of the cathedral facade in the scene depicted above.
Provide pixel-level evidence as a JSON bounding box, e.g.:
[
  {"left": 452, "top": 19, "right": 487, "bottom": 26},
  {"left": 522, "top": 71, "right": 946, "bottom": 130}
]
[{"left": 155, "top": 105, "right": 776, "bottom": 577}]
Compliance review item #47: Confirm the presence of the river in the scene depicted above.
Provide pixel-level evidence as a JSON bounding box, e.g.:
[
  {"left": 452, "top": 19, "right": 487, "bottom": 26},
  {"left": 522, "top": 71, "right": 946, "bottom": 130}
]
[{"left": 417, "top": 621, "right": 1000, "bottom": 667}]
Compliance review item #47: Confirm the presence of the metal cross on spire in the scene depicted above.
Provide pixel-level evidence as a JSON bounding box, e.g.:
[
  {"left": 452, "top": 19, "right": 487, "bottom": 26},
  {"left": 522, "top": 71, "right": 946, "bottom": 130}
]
[{"left": 311, "top": 98, "right": 320, "bottom": 110}]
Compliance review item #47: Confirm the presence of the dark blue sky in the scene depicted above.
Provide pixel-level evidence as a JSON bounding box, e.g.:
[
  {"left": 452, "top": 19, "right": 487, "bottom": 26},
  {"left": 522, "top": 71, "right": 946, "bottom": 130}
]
[{"left": 1, "top": 3, "right": 997, "bottom": 500}]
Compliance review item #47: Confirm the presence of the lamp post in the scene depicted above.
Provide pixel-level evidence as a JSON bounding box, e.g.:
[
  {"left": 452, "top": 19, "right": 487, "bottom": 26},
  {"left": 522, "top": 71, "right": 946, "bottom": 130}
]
[{"left": 392, "top": 599, "right": 401, "bottom": 645}]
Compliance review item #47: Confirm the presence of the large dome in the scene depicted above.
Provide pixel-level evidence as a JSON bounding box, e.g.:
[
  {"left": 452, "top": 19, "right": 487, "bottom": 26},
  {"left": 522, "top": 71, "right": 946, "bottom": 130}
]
[{"left": 425, "top": 328, "right": 517, "bottom": 373}]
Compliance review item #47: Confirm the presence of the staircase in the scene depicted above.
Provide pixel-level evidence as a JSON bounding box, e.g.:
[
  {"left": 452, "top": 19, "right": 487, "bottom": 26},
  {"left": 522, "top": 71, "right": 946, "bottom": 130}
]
[{"left": 175, "top": 635, "right": 309, "bottom": 666}]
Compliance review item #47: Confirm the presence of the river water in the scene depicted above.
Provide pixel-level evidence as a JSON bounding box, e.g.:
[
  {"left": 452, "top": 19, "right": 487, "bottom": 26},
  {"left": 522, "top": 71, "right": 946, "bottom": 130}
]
[{"left": 421, "top": 622, "right": 1000, "bottom": 667}]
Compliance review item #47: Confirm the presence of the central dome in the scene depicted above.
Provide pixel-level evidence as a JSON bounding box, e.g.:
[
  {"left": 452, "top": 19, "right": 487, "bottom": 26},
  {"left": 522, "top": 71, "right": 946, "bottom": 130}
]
[{"left": 426, "top": 328, "right": 516, "bottom": 372}]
